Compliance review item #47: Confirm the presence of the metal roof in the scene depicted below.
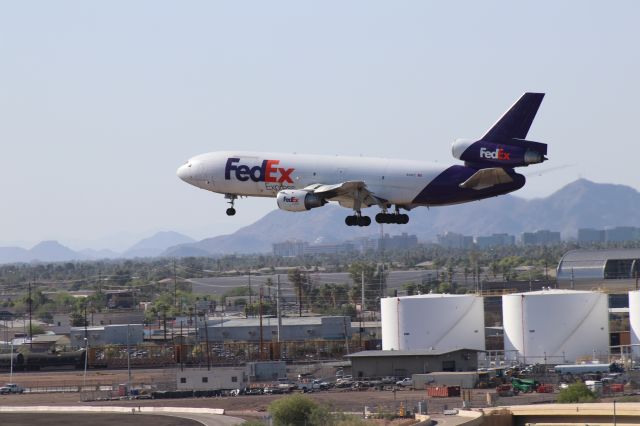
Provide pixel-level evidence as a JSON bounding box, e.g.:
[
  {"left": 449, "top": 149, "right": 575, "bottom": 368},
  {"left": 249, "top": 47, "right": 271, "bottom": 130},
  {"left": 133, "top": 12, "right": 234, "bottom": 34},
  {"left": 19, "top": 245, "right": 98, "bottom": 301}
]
[
  {"left": 557, "top": 249, "right": 640, "bottom": 284},
  {"left": 209, "top": 316, "right": 348, "bottom": 328},
  {"left": 345, "top": 348, "right": 481, "bottom": 358}
]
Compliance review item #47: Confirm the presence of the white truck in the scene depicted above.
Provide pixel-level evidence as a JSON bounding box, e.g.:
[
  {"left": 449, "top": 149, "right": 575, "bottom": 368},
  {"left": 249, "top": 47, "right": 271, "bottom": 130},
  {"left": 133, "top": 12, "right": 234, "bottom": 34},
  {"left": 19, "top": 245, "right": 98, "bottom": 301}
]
[
  {"left": 298, "top": 379, "right": 329, "bottom": 392},
  {"left": 0, "top": 383, "right": 24, "bottom": 394}
]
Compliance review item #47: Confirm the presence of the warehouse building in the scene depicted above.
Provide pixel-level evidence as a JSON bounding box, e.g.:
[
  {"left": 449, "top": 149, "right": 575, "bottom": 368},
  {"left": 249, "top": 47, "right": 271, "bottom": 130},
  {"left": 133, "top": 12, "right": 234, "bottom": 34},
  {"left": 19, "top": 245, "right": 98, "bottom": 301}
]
[
  {"left": 346, "top": 348, "right": 480, "bottom": 379},
  {"left": 557, "top": 248, "right": 640, "bottom": 290},
  {"left": 69, "top": 324, "right": 144, "bottom": 347},
  {"left": 199, "top": 316, "right": 351, "bottom": 343}
]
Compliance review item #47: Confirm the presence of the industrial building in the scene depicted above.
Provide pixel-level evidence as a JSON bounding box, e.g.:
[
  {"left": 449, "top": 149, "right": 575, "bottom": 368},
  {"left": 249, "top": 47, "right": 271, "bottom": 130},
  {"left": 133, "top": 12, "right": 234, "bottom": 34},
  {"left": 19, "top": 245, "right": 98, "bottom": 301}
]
[
  {"left": 346, "top": 348, "right": 480, "bottom": 378},
  {"left": 557, "top": 248, "right": 640, "bottom": 290},
  {"left": 502, "top": 289, "right": 609, "bottom": 364},
  {"left": 381, "top": 294, "right": 485, "bottom": 352},
  {"left": 199, "top": 316, "right": 351, "bottom": 343},
  {"left": 69, "top": 324, "right": 144, "bottom": 347},
  {"left": 177, "top": 366, "right": 247, "bottom": 391}
]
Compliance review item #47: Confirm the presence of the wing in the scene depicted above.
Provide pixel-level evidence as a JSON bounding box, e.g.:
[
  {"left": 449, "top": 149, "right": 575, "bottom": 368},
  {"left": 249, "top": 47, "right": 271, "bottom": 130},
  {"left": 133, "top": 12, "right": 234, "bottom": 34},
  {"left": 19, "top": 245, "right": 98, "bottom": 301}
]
[{"left": 304, "top": 181, "right": 386, "bottom": 209}]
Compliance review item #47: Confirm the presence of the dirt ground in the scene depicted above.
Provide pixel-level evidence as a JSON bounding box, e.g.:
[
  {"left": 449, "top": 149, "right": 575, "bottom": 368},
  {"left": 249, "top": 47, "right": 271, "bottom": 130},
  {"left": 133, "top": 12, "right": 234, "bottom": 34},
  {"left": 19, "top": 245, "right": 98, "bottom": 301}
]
[
  {"left": 0, "top": 368, "right": 557, "bottom": 415},
  {"left": 0, "top": 413, "right": 200, "bottom": 426}
]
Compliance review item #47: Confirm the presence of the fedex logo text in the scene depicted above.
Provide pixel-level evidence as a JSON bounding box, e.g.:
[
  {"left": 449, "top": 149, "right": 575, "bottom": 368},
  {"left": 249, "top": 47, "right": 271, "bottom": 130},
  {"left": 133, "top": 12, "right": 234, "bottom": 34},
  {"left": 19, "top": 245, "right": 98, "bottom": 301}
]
[
  {"left": 225, "top": 158, "right": 294, "bottom": 183},
  {"left": 480, "top": 147, "right": 510, "bottom": 161},
  {"left": 283, "top": 196, "right": 299, "bottom": 203}
]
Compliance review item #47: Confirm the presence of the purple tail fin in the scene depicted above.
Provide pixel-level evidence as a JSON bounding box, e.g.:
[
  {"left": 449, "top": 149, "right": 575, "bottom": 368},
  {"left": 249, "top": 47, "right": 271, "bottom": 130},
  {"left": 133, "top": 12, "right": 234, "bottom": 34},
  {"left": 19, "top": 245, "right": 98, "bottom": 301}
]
[{"left": 481, "top": 93, "right": 545, "bottom": 142}]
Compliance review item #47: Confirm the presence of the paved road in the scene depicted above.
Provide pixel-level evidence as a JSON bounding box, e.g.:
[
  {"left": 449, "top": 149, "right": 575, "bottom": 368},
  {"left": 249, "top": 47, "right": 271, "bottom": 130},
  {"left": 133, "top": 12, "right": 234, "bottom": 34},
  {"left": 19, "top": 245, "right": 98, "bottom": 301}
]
[
  {"left": 156, "top": 412, "right": 245, "bottom": 426},
  {"left": 0, "top": 411, "right": 244, "bottom": 426}
]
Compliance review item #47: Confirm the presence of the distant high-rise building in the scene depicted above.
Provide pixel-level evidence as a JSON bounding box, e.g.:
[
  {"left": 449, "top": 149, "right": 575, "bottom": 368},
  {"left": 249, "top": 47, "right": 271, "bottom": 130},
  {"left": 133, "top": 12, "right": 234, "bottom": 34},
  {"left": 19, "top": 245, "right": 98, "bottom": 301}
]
[
  {"left": 303, "top": 242, "right": 355, "bottom": 255},
  {"left": 437, "top": 232, "right": 474, "bottom": 249},
  {"left": 379, "top": 233, "right": 419, "bottom": 251},
  {"left": 605, "top": 226, "right": 640, "bottom": 242},
  {"left": 521, "top": 230, "right": 561, "bottom": 246},
  {"left": 475, "top": 233, "right": 516, "bottom": 249},
  {"left": 577, "top": 228, "right": 606, "bottom": 243},
  {"left": 272, "top": 240, "right": 306, "bottom": 257}
]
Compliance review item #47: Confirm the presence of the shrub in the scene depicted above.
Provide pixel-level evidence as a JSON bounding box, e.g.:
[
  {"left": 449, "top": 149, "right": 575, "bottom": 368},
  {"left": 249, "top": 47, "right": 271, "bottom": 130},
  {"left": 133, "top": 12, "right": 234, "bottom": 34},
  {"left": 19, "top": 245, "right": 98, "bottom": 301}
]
[{"left": 557, "top": 382, "right": 597, "bottom": 403}]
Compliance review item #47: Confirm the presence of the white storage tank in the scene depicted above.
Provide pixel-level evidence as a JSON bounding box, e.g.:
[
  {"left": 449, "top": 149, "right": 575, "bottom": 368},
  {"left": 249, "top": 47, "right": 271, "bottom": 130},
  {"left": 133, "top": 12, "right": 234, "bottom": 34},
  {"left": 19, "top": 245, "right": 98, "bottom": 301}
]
[
  {"left": 503, "top": 290, "right": 608, "bottom": 364},
  {"left": 629, "top": 290, "right": 640, "bottom": 358},
  {"left": 381, "top": 294, "right": 485, "bottom": 351}
]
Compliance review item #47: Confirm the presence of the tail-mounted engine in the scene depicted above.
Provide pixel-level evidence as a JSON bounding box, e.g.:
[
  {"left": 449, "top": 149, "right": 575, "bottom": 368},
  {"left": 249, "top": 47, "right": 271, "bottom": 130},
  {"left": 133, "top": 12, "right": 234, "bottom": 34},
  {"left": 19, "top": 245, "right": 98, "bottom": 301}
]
[{"left": 452, "top": 138, "right": 547, "bottom": 168}]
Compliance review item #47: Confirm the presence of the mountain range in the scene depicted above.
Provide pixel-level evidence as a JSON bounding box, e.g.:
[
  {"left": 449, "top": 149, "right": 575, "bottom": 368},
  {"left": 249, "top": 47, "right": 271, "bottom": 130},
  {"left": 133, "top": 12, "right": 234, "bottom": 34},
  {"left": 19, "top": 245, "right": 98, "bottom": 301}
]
[
  {"left": 164, "top": 179, "right": 640, "bottom": 255},
  {"left": 2, "top": 179, "right": 640, "bottom": 263},
  {"left": 0, "top": 231, "right": 194, "bottom": 264}
]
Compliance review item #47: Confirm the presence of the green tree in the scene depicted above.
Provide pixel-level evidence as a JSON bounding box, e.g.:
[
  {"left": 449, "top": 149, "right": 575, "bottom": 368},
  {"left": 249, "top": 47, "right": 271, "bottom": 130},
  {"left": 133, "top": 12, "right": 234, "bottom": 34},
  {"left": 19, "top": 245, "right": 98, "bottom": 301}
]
[
  {"left": 557, "top": 383, "right": 597, "bottom": 403},
  {"left": 268, "top": 394, "right": 317, "bottom": 426},
  {"left": 288, "top": 268, "right": 309, "bottom": 314}
]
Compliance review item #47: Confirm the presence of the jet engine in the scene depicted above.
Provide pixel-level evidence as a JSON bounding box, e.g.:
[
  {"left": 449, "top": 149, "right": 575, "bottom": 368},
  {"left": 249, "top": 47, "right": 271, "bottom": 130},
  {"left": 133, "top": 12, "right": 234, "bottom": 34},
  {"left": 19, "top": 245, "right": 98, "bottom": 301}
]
[
  {"left": 451, "top": 138, "right": 547, "bottom": 167},
  {"left": 276, "top": 190, "right": 327, "bottom": 212}
]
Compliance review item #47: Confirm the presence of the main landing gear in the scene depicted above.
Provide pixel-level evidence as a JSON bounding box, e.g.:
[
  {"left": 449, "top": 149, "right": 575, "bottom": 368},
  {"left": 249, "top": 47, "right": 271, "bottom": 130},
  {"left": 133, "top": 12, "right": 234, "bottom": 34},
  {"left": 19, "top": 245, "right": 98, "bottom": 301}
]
[
  {"left": 375, "top": 212, "right": 409, "bottom": 224},
  {"left": 345, "top": 215, "right": 371, "bottom": 227},
  {"left": 225, "top": 194, "right": 237, "bottom": 216}
]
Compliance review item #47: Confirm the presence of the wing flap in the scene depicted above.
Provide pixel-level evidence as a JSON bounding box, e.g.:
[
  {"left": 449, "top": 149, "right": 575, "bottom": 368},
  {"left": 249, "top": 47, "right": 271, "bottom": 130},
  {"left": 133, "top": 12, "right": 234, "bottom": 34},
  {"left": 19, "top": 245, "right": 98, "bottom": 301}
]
[
  {"left": 459, "top": 168, "right": 514, "bottom": 190},
  {"left": 303, "top": 181, "right": 386, "bottom": 207}
]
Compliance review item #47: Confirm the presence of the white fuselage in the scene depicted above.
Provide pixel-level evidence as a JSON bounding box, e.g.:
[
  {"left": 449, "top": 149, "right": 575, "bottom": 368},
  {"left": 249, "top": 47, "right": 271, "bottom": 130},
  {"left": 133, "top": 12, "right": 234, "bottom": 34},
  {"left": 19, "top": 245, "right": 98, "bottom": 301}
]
[{"left": 177, "top": 151, "right": 449, "bottom": 206}]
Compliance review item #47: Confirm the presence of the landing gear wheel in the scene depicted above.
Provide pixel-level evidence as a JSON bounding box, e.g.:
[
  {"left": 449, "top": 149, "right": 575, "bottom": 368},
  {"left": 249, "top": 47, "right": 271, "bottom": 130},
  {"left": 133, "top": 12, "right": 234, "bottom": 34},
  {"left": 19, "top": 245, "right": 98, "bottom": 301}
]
[
  {"left": 375, "top": 213, "right": 385, "bottom": 224},
  {"left": 400, "top": 214, "right": 409, "bottom": 224},
  {"left": 357, "top": 216, "right": 371, "bottom": 227},
  {"left": 226, "top": 208, "right": 236, "bottom": 216},
  {"left": 345, "top": 216, "right": 356, "bottom": 226}
]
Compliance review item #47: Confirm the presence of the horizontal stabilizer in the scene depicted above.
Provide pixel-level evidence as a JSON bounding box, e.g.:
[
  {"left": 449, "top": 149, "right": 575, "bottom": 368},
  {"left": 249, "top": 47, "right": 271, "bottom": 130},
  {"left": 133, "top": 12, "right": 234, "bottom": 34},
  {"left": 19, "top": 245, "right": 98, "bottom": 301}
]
[
  {"left": 459, "top": 167, "right": 514, "bottom": 190},
  {"left": 482, "top": 93, "right": 545, "bottom": 142}
]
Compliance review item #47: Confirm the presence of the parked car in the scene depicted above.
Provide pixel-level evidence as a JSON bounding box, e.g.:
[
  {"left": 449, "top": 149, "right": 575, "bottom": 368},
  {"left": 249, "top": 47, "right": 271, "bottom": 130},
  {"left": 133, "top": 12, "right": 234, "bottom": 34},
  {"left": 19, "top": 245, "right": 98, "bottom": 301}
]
[
  {"left": 336, "top": 375, "right": 353, "bottom": 383},
  {"left": 0, "top": 383, "right": 24, "bottom": 394},
  {"left": 396, "top": 378, "right": 413, "bottom": 387}
]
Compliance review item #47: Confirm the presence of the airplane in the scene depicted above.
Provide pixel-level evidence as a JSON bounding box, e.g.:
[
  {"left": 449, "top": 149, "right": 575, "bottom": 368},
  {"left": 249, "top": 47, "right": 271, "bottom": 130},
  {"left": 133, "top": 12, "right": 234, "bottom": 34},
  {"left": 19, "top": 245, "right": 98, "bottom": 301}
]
[{"left": 177, "top": 92, "right": 548, "bottom": 227}]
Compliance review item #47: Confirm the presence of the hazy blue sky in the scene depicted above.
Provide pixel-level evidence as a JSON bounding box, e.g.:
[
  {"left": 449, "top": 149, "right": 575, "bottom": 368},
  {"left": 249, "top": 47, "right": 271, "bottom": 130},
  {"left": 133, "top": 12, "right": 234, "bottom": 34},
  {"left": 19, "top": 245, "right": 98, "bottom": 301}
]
[{"left": 1, "top": 1, "right": 639, "bottom": 251}]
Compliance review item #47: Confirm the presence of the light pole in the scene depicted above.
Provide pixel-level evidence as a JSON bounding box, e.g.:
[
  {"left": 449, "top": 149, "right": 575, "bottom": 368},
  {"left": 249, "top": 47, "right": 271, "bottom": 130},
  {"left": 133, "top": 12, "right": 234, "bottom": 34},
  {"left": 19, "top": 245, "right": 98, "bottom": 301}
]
[
  {"left": 9, "top": 340, "right": 13, "bottom": 383},
  {"left": 83, "top": 337, "right": 89, "bottom": 388},
  {"left": 126, "top": 324, "right": 131, "bottom": 397}
]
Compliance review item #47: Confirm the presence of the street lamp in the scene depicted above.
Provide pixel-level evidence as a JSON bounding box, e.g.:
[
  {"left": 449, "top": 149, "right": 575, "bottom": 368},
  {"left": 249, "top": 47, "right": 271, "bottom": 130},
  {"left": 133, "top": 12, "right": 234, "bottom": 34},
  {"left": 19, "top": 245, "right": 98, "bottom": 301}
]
[
  {"left": 83, "top": 337, "right": 89, "bottom": 389},
  {"left": 9, "top": 339, "right": 13, "bottom": 383}
]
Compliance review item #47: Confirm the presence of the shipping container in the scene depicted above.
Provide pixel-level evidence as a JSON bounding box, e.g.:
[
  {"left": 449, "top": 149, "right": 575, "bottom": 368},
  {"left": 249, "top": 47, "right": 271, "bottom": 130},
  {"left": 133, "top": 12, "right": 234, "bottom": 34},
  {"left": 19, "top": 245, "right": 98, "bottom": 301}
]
[{"left": 426, "top": 385, "right": 461, "bottom": 397}]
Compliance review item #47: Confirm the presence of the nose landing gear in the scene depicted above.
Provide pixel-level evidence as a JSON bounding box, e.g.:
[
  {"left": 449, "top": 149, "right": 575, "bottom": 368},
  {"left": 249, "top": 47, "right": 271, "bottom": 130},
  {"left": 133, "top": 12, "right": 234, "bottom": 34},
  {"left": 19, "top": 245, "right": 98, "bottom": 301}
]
[{"left": 225, "top": 194, "right": 238, "bottom": 216}]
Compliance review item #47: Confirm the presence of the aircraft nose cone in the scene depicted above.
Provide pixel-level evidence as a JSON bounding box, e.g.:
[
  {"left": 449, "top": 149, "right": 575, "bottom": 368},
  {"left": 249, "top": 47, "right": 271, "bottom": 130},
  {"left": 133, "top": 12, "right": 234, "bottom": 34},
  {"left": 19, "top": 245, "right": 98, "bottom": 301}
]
[{"left": 177, "top": 163, "right": 191, "bottom": 182}]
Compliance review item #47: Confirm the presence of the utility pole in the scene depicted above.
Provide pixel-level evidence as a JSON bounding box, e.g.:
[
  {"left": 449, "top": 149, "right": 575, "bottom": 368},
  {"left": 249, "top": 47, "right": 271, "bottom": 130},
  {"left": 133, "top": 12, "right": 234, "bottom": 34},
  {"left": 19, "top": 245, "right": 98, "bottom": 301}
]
[
  {"left": 28, "top": 278, "right": 33, "bottom": 350},
  {"left": 360, "top": 270, "right": 364, "bottom": 349},
  {"left": 259, "top": 286, "right": 264, "bottom": 361},
  {"left": 298, "top": 273, "right": 303, "bottom": 317},
  {"left": 126, "top": 324, "right": 131, "bottom": 396},
  {"left": 248, "top": 269, "right": 252, "bottom": 309},
  {"left": 162, "top": 308, "right": 167, "bottom": 342},
  {"left": 173, "top": 259, "right": 178, "bottom": 313},
  {"left": 276, "top": 275, "right": 282, "bottom": 343},
  {"left": 204, "top": 312, "right": 211, "bottom": 371}
]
